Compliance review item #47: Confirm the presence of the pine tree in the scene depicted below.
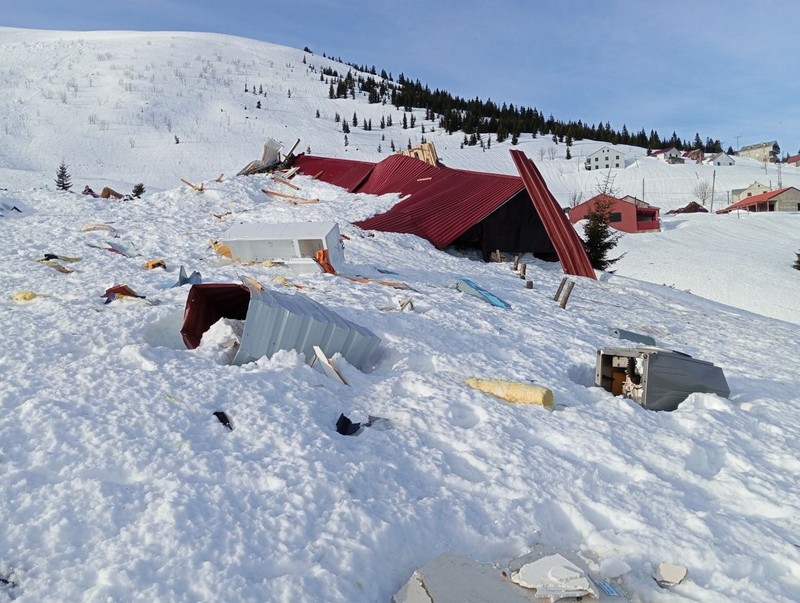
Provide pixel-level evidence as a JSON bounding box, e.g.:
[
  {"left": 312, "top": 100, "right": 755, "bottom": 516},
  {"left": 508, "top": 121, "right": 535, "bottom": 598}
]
[
  {"left": 582, "top": 196, "right": 623, "bottom": 271},
  {"left": 566, "top": 147, "right": 572, "bottom": 160},
  {"left": 55, "top": 160, "right": 72, "bottom": 191},
  {"left": 131, "top": 183, "right": 145, "bottom": 198}
]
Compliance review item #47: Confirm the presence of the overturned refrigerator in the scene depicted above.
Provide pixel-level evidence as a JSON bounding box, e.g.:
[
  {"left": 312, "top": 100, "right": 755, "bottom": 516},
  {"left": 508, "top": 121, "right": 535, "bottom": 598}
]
[
  {"left": 181, "top": 282, "right": 379, "bottom": 370},
  {"left": 595, "top": 346, "right": 730, "bottom": 411}
]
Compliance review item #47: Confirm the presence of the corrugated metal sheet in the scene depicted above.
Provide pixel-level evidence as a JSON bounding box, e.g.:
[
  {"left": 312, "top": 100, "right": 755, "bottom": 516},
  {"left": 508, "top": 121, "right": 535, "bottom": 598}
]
[
  {"left": 232, "top": 283, "right": 380, "bottom": 370},
  {"left": 510, "top": 150, "right": 597, "bottom": 279},
  {"left": 293, "top": 154, "right": 375, "bottom": 192},
  {"left": 355, "top": 154, "right": 441, "bottom": 195},
  {"left": 181, "top": 282, "right": 380, "bottom": 369},
  {"left": 355, "top": 156, "right": 524, "bottom": 248}
]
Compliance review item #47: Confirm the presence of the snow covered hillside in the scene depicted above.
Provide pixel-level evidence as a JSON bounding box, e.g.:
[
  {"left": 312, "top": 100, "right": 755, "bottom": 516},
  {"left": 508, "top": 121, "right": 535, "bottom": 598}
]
[
  {"left": 1, "top": 27, "right": 800, "bottom": 602},
  {"left": 1, "top": 26, "right": 800, "bottom": 210}
]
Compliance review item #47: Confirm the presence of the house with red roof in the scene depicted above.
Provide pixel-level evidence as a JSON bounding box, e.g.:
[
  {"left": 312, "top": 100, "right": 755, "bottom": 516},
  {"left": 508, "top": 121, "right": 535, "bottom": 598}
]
[
  {"left": 784, "top": 153, "right": 800, "bottom": 167},
  {"left": 568, "top": 194, "right": 661, "bottom": 233},
  {"left": 716, "top": 187, "right": 800, "bottom": 214},
  {"left": 651, "top": 146, "right": 683, "bottom": 164}
]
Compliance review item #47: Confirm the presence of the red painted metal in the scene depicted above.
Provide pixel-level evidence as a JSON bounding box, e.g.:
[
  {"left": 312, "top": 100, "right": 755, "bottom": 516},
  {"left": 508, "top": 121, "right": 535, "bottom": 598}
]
[
  {"left": 293, "top": 154, "right": 374, "bottom": 192},
  {"left": 356, "top": 160, "right": 524, "bottom": 248},
  {"left": 356, "top": 154, "right": 441, "bottom": 195},
  {"left": 510, "top": 150, "right": 596, "bottom": 279}
]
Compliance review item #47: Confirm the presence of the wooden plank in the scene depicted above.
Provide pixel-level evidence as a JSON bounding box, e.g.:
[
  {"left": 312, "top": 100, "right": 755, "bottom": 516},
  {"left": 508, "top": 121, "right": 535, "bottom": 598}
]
[
  {"left": 312, "top": 346, "right": 348, "bottom": 385},
  {"left": 180, "top": 178, "right": 204, "bottom": 192},
  {"left": 273, "top": 176, "right": 300, "bottom": 190}
]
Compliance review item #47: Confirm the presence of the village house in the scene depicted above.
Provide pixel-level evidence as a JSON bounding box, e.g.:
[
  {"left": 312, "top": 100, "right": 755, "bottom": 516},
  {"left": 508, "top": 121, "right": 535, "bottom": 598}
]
[
  {"left": 651, "top": 146, "right": 683, "bottom": 164},
  {"left": 737, "top": 141, "right": 780, "bottom": 163},
  {"left": 706, "top": 152, "right": 735, "bottom": 167},
  {"left": 731, "top": 181, "right": 770, "bottom": 203},
  {"left": 584, "top": 146, "right": 626, "bottom": 171},
  {"left": 683, "top": 149, "right": 705, "bottom": 163},
  {"left": 784, "top": 153, "right": 800, "bottom": 167},
  {"left": 568, "top": 194, "right": 661, "bottom": 233},
  {"left": 717, "top": 186, "right": 800, "bottom": 214}
]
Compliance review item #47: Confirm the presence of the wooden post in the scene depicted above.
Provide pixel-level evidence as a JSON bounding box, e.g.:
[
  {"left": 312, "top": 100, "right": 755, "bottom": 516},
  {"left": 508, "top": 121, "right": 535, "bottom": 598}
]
[
  {"left": 512, "top": 255, "right": 519, "bottom": 270},
  {"left": 559, "top": 281, "right": 576, "bottom": 309},
  {"left": 519, "top": 263, "right": 527, "bottom": 279},
  {"left": 525, "top": 280, "right": 533, "bottom": 289},
  {"left": 553, "top": 277, "right": 568, "bottom": 301}
]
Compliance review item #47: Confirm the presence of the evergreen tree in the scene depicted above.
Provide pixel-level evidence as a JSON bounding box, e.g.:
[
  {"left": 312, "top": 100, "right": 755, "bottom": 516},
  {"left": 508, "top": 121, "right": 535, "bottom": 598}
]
[
  {"left": 55, "top": 160, "right": 72, "bottom": 191},
  {"left": 566, "top": 147, "right": 572, "bottom": 160},
  {"left": 582, "top": 196, "right": 623, "bottom": 271},
  {"left": 352, "top": 112, "right": 358, "bottom": 127},
  {"left": 131, "top": 183, "right": 145, "bottom": 198},
  {"left": 315, "top": 109, "right": 320, "bottom": 118},
  {"left": 402, "top": 113, "right": 408, "bottom": 129},
  {"left": 794, "top": 250, "right": 800, "bottom": 270}
]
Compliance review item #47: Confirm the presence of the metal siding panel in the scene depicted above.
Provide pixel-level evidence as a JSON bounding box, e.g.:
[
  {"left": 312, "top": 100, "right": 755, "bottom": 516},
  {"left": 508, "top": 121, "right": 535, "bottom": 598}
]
[
  {"left": 232, "top": 287, "right": 380, "bottom": 369},
  {"left": 510, "top": 150, "right": 596, "bottom": 279}
]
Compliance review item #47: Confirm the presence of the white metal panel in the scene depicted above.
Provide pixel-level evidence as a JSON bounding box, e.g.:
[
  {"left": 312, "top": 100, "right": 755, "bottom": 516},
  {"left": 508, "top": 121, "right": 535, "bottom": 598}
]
[{"left": 232, "top": 286, "right": 379, "bottom": 370}]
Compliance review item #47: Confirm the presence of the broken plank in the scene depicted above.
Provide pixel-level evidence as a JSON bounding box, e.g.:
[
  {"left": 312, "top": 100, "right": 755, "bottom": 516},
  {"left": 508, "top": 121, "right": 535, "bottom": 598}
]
[
  {"left": 312, "top": 346, "right": 348, "bottom": 385},
  {"left": 273, "top": 176, "right": 300, "bottom": 190},
  {"left": 180, "top": 178, "right": 204, "bottom": 192}
]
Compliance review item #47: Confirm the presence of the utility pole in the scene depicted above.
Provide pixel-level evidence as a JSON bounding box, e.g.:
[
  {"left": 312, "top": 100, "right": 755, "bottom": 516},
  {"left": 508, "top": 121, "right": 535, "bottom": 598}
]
[
  {"left": 710, "top": 170, "right": 716, "bottom": 213},
  {"left": 777, "top": 162, "right": 783, "bottom": 188},
  {"left": 735, "top": 135, "right": 741, "bottom": 152}
]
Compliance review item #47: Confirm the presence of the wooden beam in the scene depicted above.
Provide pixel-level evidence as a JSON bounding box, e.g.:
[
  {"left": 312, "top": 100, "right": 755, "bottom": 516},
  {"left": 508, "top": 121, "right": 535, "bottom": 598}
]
[
  {"left": 273, "top": 176, "right": 300, "bottom": 190},
  {"left": 180, "top": 178, "right": 204, "bottom": 192}
]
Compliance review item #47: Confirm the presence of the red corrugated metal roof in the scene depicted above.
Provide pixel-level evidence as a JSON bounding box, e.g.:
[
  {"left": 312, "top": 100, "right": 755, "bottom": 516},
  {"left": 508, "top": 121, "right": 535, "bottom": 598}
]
[
  {"left": 293, "top": 154, "right": 375, "bottom": 192},
  {"left": 355, "top": 154, "right": 441, "bottom": 196},
  {"left": 716, "top": 187, "right": 795, "bottom": 213},
  {"left": 784, "top": 153, "right": 800, "bottom": 164},
  {"left": 355, "top": 156, "right": 524, "bottom": 248},
  {"left": 510, "top": 150, "right": 596, "bottom": 279}
]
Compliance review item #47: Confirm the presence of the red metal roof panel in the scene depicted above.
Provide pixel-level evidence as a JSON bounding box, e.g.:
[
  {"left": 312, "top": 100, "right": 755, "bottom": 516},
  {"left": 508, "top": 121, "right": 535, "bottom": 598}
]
[
  {"left": 510, "top": 150, "right": 596, "bottom": 279},
  {"left": 293, "top": 154, "right": 375, "bottom": 192}
]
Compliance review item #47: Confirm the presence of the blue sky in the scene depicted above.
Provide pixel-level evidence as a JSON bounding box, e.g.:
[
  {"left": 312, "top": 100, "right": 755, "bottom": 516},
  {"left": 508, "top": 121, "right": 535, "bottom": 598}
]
[{"left": 4, "top": 0, "right": 800, "bottom": 155}]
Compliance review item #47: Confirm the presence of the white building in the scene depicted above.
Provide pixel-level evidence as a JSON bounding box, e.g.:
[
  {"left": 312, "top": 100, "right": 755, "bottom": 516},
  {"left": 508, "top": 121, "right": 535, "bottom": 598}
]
[
  {"left": 584, "top": 147, "right": 625, "bottom": 171},
  {"left": 651, "top": 146, "right": 683, "bottom": 163},
  {"left": 706, "top": 152, "right": 735, "bottom": 167}
]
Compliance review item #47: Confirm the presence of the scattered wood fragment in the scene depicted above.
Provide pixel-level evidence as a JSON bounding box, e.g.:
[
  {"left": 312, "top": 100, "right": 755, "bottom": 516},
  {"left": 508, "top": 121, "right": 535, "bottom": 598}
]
[
  {"left": 180, "top": 178, "right": 204, "bottom": 192},
  {"left": 559, "top": 281, "right": 576, "bottom": 309},
  {"left": 345, "top": 276, "right": 412, "bottom": 290},
  {"left": 261, "top": 188, "right": 319, "bottom": 204},
  {"left": 273, "top": 176, "right": 300, "bottom": 190},
  {"left": 80, "top": 223, "right": 116, "bottom": 234},
  {"left": 215, "top": 173, "right": 224, "bottom": 182}
]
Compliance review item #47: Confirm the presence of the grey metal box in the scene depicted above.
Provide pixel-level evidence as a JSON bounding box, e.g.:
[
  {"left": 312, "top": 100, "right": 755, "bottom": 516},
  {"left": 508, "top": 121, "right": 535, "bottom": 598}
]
[{"left": 595, "top": 346, "right": 730, "bottom": 411}]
